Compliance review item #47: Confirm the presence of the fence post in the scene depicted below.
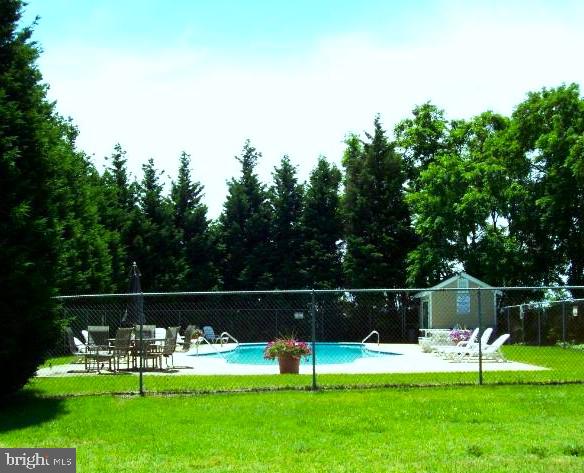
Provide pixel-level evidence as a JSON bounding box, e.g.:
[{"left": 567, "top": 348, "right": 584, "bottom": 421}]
[
  {"left": 139, "top": 320, "right": 144, "bottom": 396},
  {"left": 138, "top": 294, "right": 145, "bottom": 396},
  {"left": 478, "top": 289, "right": 483, "bottom": 385},
  {"left": 537, "top": 308, "right": 541, "bottom": 346},
  {"left": 311, "top": 289, "right": 317, "bottom": 391},
  {"left": 562, "top": 301, "right": 566, "bottom": 347}
]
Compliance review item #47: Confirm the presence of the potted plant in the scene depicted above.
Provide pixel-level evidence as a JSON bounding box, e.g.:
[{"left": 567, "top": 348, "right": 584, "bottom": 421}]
[
  {"left": 264, "top": 336, "right": 312, "bottom": 374},
  {"left": 449, "top": 328, "right": 472, "bottom": 345}
]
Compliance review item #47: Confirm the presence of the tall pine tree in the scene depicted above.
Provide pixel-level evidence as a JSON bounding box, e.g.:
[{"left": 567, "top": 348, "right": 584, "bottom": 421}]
[
  {"left": 343, "top": 116, "right": 414, "bottom": 288},
  {"left": 299, "top": 157, "right": 344, "bottom": 289},
  {"left": 134, "top": 158, "right": 187, "bottom": 291},
  {"left": 50, "top": 130, "right": 113, "bottom": 294},
  {"left": 269, "top": 155, "right": 304, "bottom": 289},
  {"left": 98, "top": 143, "right": 140, "bottom": 291},
  {"left": 171, "top": 152, "right": 218, "bottom": 290},
  {"left": 218, "top": 140, "right": 272, "bottom": 290},
  {"left": 1, "top": 0, "right": 66, "bottom": 393}
]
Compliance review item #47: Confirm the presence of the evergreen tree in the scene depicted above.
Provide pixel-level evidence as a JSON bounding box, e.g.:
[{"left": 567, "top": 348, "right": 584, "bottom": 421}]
[
  {"left": 135, "top": 158, "right": 187, "bottom": 291},
  {"left": 98, "top": 144, "right": 140, "bottom": 291},
  {"left": 50, "top": 130, "right": 113, "bottom": 294},
  {"left": 343, "top": 116, "right": 415, "bottom": 288},
  {"left": 218, "top": 140, "right": 272, "bottom": 290},
  {"left": 171, "top": 152, "right": 218, "bottom": 290},
  {"left": 0, "top": 0, "right": 62, "bottom": 394},
  {"left": 269, "top": 155, "right": 304, "bottom": 289},
  {"left": 299, "top": 157, "right": 344, "bottom": 289}
]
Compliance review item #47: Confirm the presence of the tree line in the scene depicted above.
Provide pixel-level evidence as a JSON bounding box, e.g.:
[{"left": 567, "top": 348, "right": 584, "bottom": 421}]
[{"left": 50, "top": 91, "right": 584, "bottom": 294}]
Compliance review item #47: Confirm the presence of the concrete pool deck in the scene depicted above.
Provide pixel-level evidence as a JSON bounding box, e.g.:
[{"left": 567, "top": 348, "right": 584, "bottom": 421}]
[{"left": 37, "top": 343, "right": 546, "bottom": 377}]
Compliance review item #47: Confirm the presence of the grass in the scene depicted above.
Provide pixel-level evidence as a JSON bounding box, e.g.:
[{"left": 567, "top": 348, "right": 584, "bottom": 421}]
[
  {"left": 39, "top": 355, "right": 76, "bottom": 369},
  {"left": 2, "top": 385, "right": 584, "bottom": 472},
  {"left": 27, "top": 345, "right": 584, "bottom": 396}
]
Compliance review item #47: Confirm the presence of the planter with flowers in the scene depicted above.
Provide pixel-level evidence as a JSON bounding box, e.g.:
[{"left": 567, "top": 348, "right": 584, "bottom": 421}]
[
  {"left": 449, "top": 328, "right": 472, "bottom": 345},
  {"left": 190, "top": 328, "right": 204, "bottom": 354},
  {"left": 264, "top": 336, "right": 312, "bottom": 374},
  {"left": 191, "top": 328, "right": 203, "bottom": 341}
]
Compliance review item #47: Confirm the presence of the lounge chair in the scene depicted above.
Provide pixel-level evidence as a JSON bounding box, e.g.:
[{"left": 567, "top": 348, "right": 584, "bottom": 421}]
[
  {"left": 203, "top": 326, "right": 227, "bottom": 344},
  {"left": 65, "top": 327, "right": 87, "bottom": 363},
  {"left": 445, "top": 328, "right": 493, "bottom": 361},
  {"left": 436, "top": 328, "right": 480, "bottom": 358},
  {"left": 454, "top": 332, "right": 509, "bottom": 362}
]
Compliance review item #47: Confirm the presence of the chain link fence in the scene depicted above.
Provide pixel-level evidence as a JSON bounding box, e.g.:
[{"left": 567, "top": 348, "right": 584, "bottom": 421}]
[{"left": 30, "top": 286, "right": 584, "bottom": 396}]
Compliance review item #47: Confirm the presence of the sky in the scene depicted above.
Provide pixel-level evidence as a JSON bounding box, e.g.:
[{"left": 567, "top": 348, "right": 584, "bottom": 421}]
[{"left": 22, "top": 0, "right": 584, "bottom": 217}]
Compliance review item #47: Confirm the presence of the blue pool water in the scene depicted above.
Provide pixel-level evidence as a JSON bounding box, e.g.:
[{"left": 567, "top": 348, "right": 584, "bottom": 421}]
[{"left": 196, "top": 342, "right": 399, "bottom": 365}]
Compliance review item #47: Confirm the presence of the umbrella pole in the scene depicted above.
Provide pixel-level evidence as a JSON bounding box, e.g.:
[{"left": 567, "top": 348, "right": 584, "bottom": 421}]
[{"left": 139, "top": 320, "right": 144, "bottom": 395}]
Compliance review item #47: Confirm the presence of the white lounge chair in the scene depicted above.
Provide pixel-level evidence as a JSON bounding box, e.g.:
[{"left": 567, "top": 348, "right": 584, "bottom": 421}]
[
  {"left": 454, "top": 332, "right": 510, "bottom": 362},
  {"left": 436, "top": 327, "right": 480, "bottom": 358},
  {"left": 446, "top": 328, "right": 493, "bottom": 361}
]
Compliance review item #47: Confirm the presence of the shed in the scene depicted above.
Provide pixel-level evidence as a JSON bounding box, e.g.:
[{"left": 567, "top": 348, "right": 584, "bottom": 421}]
[{"left": 413, "top": 272, "right": 501, "bottom": 329}]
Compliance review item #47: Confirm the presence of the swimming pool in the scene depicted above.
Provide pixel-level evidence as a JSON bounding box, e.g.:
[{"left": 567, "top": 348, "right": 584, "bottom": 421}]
[{"left": 193, "top": 342, "right": 399, "bottom": 365}]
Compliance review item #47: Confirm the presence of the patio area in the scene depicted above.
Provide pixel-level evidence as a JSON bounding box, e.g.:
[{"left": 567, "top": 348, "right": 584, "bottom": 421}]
[{"left": 37, "top": 343, "right": 546, "bottom": 377}]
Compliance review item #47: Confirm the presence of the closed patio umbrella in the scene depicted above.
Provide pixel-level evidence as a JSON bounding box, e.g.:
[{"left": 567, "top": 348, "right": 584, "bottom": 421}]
[
  {"left": 122, "top": 262, "right": 144, "bottom": 325},
  {"left": 122, "top": 262, "right": 146, "bottom": 393}
]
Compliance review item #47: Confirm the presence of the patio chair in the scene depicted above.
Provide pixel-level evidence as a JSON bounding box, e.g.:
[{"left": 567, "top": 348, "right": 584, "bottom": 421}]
[
  {"left": 84, "top": 327, "right": 134, "bottom": 373},
  {"left": 160, "top": 326, "right": 180, "bottom": 369},
  {"left": 110, "top": 327, "right": 134, "bottom": 371},
  {"left": 81, "top": 330, "right": 89, "bottom": 345},
  {"left": 154, "top": 327, "right": 166, "bottom": 341},
  {"left": 134, "top": 324, "right": 156, "bottom": 339},
  {"left": 87, "top": 325, "right": 110, "bottom": 348},
  {"left": 203, "top": 326, "right": 228, "bottom": 344}
]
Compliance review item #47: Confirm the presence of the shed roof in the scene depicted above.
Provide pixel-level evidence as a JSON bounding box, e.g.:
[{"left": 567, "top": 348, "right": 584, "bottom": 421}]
[{"left": 413, "top": 272, "right": 500, "bottom": 298}]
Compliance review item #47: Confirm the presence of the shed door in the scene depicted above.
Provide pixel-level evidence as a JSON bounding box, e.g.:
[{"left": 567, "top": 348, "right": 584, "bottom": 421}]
[{"left": 422, "top": 300, "right": 429, "bottom": 329}]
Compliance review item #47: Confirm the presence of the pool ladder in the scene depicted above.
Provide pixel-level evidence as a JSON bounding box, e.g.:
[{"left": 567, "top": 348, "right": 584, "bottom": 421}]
[
  {"left": 194, "top": 332, "right": 239, "bottom": 358},
  {"left": 219, "top": 331, "right": 239, "bottom": 347},
  {"left": 362, "top": 330, "right": 380, "bottom": 346}
]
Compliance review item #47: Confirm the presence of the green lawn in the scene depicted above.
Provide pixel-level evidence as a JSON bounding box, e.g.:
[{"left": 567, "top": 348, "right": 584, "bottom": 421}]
[
  {"left": 2, "top": 385, "right": 584, "bottom": 472},
  {"left": 27, "top": 346, "right": 584, "bottom": 396}
]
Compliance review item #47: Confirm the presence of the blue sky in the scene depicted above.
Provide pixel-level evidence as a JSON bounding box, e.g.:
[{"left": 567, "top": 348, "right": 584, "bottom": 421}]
[{"left": 22, "top": 0, "right": 584, "bottom": 217}]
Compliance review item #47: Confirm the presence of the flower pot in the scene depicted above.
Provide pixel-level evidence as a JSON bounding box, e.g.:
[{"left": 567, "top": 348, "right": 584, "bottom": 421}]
[{"left": 278, "top": 354, "right": 300, "bottom": 374}]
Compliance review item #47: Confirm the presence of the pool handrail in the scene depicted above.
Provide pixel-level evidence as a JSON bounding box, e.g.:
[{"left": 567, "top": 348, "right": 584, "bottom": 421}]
[
  {"left": 219, "top": 331, "right": 239, "bottom": 348},
  {"left": 193, "top": 336, "right": 228, "bottom": 358},
  {"left": 362, "top": 330, "right": 380, "bottom": 346}
]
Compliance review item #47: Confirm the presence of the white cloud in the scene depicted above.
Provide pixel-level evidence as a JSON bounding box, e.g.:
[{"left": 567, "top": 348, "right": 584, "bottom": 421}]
[{"left": 38, "top": 6, "right": 584, "bottom": 217}]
